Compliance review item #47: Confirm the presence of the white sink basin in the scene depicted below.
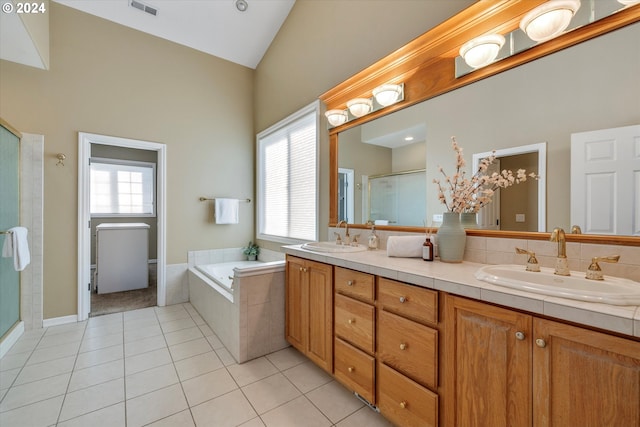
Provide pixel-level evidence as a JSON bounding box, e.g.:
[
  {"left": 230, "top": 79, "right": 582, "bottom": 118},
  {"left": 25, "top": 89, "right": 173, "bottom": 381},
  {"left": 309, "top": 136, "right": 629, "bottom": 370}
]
[
  {"left": 475, "top": 264, "right": 640, "bottom": 306},
  {"left": 301, "top": 241, "right": 368, "bottom": 253}
]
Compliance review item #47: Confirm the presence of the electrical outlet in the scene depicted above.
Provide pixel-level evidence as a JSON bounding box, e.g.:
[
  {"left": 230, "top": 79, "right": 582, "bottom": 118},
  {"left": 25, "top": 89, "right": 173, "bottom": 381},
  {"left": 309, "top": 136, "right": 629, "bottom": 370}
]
[
  {"left": 433, "top": 214, "right": 443, "bottom": 222},
  {"left": 516, "top": 214, "right": 526, "bottom": 222}
]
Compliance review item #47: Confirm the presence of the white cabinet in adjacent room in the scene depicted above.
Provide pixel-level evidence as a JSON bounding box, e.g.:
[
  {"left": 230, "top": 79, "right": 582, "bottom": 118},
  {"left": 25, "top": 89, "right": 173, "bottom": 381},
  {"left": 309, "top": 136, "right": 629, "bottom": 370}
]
[{"left": 96, "top": 223, "right": 149, "bottom": 294}]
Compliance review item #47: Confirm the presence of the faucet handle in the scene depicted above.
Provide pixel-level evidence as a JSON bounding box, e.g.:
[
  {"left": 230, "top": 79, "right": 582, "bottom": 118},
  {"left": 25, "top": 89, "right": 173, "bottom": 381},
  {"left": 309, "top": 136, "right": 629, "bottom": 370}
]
[
  {"left": 586, "top": 255, "right": 620, "bottom": 280},
  {"left": 515, "top": 248, "right": 540, "bottom": 272},
  {"left": 350, "top": 234, "right": 360, "bottom": 246},
  {"left": 333, "top": 231, "right": 342, "bottom": 245}
]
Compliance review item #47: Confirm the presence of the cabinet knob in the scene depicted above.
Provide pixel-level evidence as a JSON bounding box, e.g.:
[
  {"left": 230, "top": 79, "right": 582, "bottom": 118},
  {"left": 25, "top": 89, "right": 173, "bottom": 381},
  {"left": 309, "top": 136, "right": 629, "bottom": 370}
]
[
  {"left": 515, "top": 331, "right": 526, "bottom": 341},
  {"left": 347, "top": 366, "right": 354, "bottom": 373},
  {"left": 399, "top": 342, "right": 407, "bottom": 350},
  {"left": 536, "top": 338, "right": 547, "bottom": 348},
  {"left": 347, "top": 280, "right": 354, "bottom": 286},
  {"left": 399, "top": 296, "right": 406, "bottom": 303},
  {"left": 348, "top": 318, "right": 355, "bottom": 325},
  {"left": 299, "top": 267, "right": 303, "bottom": 272},
  {"left": 399, "top": 401, "right": 408, "bottom": 409}
]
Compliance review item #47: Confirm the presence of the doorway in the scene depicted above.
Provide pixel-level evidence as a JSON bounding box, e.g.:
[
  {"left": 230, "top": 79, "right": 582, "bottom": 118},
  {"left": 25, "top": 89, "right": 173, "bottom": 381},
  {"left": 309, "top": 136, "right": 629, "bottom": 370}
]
[
  {"left": 78, "top": 132, "right": 166, "bottom": 321},
  {"left": 472, "top": 142, "right": 547, "bottom": 232}
]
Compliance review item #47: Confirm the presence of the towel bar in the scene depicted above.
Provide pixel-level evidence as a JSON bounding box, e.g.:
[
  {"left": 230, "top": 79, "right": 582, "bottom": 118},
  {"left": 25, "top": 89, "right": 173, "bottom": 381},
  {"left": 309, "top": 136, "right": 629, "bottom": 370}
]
[{"left": 199, "top": 197, "right": 251, "bottom": 203}]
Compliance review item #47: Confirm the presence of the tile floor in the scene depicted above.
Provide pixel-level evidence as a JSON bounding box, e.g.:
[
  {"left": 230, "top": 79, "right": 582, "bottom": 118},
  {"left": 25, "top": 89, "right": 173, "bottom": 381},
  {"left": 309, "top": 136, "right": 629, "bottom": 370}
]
[{"left": 0, "top": 303, "right": 395, "bottom": 427}]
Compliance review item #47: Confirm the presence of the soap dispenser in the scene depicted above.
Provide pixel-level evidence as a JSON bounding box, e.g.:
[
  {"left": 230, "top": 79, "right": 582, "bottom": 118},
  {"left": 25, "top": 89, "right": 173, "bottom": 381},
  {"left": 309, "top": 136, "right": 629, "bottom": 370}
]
[{"left": 367, "top": 226, "right": 379, "bottom": 250}]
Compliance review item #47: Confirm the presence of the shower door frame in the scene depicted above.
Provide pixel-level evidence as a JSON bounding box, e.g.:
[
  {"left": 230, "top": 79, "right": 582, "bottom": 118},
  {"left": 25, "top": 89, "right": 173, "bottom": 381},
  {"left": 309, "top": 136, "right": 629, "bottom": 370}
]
[{"left": 77, "top": 132, "right": 167, "bottom": 321}]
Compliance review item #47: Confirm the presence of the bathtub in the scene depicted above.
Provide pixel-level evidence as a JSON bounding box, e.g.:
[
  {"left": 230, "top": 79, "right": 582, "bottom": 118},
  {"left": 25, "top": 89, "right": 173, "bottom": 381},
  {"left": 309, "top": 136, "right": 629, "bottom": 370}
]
[
  {"left": 188, "top": 248, "right": 287, "bottom": 363},
  {"left": 195, "top": 260, "right": 284, "bottom": 293}
]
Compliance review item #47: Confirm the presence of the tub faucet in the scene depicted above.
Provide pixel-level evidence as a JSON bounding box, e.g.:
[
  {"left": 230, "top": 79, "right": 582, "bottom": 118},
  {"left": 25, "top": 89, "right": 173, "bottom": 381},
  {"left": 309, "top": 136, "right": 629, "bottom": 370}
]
[
  {"left": 336, "top": 220, "right": 350, "bottom": 245},
  {"left": 549, "top": 227, "right": 570, "bottom": 276}
]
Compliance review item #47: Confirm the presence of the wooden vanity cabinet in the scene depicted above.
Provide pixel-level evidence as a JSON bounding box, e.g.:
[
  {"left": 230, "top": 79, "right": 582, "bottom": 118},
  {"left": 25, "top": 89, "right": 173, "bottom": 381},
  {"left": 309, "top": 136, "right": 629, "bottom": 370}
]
[
  {"left": 445, "top": 294, "right": 640, "bottom": 427},
  {"left": 377, "top": 277, "right": 440, "bottom": 427},
  {"left": 333, "top": 266, "right": 376, "bottom": 403},
  {"left": 285, "top": 255, "right": 333, "bottom": 374}
]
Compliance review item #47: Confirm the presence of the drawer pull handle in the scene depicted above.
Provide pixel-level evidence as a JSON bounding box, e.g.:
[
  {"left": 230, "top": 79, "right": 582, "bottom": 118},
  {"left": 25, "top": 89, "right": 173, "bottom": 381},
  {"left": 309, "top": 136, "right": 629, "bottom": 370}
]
[
  {"left": 347, "top": 280, "right": 354, "bottom": 286},
  {"left": 399, "top": 296, "right": 406, "bottom": 303},
  {"left": 536, "top": 338, "right": 547, "bottom": 348},
  {"left": 515, "top": 331, "right": 526, "bottom": 341},
  {"left": 348, "top": 366, "right": 354, "bottom": 373},
  {"left": 399, "top": 343, "right": 407, "bottom": 350},
  {"left": 399, "top": 401, "right": 408, "bottom": 409},
  {"left": 348, "top": 319, "right": 355, "bottom": 324}
]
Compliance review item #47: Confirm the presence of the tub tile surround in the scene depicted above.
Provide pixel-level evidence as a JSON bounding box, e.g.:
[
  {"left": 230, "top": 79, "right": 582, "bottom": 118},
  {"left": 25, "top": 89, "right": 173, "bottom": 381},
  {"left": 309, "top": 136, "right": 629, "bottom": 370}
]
[
  {"left": 188, "top": 248, "right": 287, "bottom": 364},
  {"left": 300, "top": 230, "right": 640, "bottom": 337}
]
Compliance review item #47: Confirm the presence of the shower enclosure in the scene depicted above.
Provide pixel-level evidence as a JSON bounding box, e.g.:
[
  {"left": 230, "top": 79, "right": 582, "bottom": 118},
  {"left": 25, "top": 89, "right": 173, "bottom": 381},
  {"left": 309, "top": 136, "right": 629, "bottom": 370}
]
[{"left": 0, "top": 121, "right": 21, "bottom": 340}]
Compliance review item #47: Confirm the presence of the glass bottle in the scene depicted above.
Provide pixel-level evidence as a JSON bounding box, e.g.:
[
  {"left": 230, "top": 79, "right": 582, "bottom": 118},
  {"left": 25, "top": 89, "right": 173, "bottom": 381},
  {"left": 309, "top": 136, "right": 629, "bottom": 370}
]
[
  {"left": 367, "top": 226, "right": 379, "bottom": 250},
  {"left": 423, "top": 235, "right": 434, "bottom": 261}
]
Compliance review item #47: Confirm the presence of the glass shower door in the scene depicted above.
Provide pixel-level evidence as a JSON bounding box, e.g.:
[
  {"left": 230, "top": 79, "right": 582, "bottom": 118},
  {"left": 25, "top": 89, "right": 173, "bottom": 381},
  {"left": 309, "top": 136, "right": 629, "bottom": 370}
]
[{"left": 0, "top": 123, "right": 20, "bottom": 339}]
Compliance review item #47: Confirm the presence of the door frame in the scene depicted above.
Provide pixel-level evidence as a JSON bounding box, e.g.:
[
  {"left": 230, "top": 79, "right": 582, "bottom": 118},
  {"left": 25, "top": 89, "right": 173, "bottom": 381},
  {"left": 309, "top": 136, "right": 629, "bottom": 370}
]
[
  {"left": 472, "top": 142, "right": 547, "bottom": 232},
  {"left": 77, "top": 132, "right": 167, "bottom": 321}
]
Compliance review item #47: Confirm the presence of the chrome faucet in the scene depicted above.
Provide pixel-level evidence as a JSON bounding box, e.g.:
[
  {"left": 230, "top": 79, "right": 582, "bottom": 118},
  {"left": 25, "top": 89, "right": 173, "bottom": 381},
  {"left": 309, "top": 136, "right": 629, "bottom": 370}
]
[
  {"left": 336, "top": 220, "right": 350, "bottom": 245},
  {"left": 549, "top": 227, "right": 570, "bottom": 276}
]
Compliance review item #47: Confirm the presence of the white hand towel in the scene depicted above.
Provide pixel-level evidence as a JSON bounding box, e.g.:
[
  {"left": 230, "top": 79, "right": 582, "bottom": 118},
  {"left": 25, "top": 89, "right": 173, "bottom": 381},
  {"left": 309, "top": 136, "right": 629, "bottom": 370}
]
[
  {"left": 386, "top": 235, "right": 424, "bottom": 258},
  {"left": 215, "top": 198, "right": 239, "bottom": 224},
  {"left": 2, "top": 226, "right": 31, "bottom": 271}
]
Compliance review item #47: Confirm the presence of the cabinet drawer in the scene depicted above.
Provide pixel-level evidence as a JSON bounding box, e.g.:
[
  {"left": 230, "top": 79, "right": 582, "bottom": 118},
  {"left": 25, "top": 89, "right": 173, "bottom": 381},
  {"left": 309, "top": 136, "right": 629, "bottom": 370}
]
[
  {"left": 377, "top": 362, "right": 438, "bottom": 427},
  {"left": 377, "top": 277, "right": 438, "bottom": 325},
  {"left": 335, "top": 294, "right": 375, "bottom": 354},
  {"left": 378, "top": 310, "right": 438, "bottom": 389},
  {"left": 334, "top": 338, "right": 375, "bottom": 404},
  {"left": 335, "top": 267, "right": 374, "bottom": 303}
]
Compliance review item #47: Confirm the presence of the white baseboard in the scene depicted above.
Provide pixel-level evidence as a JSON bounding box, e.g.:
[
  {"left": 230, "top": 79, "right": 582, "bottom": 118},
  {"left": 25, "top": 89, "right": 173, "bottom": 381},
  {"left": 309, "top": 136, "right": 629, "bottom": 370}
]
[
  {"left": 43, "top": 314, "right": 78, "bottom": 328},
  {"left": 0, "top": 321, "right": 25, "bottom": 359}
]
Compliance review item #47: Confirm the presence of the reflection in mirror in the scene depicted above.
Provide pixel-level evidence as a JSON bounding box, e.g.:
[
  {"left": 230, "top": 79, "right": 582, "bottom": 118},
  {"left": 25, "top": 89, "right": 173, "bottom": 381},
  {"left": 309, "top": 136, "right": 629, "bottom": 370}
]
[
  {"left": 335, "top": 22, "right": 639, "bottom": 234},
  {"left": 472, "top": 143, "right": 546, "bottom": 232},
  {"left": 366, "top": 170, "right": 426, "bottom": 227},
  {"left": 338, "top": 116, "right": 426, "bottom": 226}
]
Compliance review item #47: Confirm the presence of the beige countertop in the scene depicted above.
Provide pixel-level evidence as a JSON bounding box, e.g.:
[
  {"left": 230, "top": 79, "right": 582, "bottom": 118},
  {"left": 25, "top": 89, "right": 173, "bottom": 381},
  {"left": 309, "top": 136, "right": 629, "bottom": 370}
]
[{"left": 284, "top": 245, "right": 640, "bottom": 339}]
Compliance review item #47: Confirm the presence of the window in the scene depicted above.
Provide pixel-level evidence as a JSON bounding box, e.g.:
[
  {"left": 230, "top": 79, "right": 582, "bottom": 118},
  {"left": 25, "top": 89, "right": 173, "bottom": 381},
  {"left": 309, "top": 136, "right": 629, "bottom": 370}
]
[
  {"left": 90, "top": 158, "right": 156, "bottom": 216},
  {"left": 257, "top": 101, "right": 319, "bottom": 243}
]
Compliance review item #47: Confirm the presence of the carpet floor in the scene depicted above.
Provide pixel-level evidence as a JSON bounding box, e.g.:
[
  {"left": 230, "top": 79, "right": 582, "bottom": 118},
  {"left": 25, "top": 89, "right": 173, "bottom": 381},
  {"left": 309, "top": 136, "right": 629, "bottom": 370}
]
[{"left": 90, "top": 264, "right": 157, "bottom": 317}]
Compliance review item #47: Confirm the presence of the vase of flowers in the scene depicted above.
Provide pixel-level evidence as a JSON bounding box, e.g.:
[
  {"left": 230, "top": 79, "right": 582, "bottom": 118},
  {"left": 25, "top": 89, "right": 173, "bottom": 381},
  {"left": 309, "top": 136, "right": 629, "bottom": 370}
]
[{"left": 433, "top": 137, "right": 538, "bottom": 261}]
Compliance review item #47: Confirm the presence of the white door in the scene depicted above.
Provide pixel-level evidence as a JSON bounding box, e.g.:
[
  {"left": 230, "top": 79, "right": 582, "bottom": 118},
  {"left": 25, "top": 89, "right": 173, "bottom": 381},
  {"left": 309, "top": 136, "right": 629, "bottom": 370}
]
[{"left": 571, "top": 125, "right": 640, "bottom": 235}]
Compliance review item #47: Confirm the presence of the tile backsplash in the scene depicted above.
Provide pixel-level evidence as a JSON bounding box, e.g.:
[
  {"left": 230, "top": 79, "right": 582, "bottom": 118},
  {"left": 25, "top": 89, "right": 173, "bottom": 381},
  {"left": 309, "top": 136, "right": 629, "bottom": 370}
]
[{"left": 328, "top": 227, "right": 640, "bottom": 283}]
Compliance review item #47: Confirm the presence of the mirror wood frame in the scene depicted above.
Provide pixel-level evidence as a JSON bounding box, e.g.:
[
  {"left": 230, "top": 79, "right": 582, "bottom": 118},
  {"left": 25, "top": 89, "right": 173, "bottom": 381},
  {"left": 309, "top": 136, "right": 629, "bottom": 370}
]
[{"left": 320, "top": 0, "right": 640, "bottom": 246}]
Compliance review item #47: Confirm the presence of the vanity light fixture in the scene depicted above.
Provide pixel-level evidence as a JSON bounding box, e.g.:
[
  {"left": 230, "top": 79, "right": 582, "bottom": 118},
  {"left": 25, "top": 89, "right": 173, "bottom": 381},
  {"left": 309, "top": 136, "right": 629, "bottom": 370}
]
[
  {"left": 372, "top": 84, "right": 403, "bottom": 107},
  {"left": 520, "top": 0, "right": 581, "bottom": 43},
  {"left": 459, "top": 34, "right": 506, "bottom": 69},
  {"left": 347, "top": 98, "right": 373, "bottom": 118},
  {"left": 325, "top": 109, "right": 349, "bottom": 127}
]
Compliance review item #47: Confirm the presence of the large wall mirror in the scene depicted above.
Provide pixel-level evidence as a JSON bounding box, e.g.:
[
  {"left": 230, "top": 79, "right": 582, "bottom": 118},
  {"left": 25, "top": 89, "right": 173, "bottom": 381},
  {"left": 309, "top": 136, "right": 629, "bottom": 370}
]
[{"left": 324, "top": 0, "right": 640, "bottom": 243}]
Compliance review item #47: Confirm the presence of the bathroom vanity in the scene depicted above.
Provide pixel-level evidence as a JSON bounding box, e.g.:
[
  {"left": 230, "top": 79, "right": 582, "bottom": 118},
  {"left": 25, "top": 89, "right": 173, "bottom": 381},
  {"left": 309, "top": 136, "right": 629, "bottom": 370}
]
[{"left": 284, "top": 246, "right": 640, "bottom": 427}]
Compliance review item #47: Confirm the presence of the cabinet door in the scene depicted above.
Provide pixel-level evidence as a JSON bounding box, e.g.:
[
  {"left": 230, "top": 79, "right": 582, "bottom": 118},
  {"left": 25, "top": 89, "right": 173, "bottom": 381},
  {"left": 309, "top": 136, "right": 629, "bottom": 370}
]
[
  {"left": 306, "top": 260, "right": 333, "bottom": 373},
  {"left": 445, "top": 295, "right": 532, "bottom": 427},
  {"left": 534, "top": 319, "right": 640, "bottom": 427},
  {"left": 285, "top": 256, "right": 307, "bottom": 353}
]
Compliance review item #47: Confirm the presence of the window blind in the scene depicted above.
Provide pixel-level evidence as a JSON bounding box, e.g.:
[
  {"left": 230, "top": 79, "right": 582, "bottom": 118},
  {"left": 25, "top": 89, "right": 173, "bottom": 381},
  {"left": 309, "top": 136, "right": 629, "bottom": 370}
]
[{"left": 258, "top": 105, "right": 318, "bottom": 242}]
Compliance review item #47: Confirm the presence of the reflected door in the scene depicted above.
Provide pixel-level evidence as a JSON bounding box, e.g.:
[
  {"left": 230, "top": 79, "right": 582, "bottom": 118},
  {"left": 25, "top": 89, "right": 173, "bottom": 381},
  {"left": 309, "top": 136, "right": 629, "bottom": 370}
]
[
  {"left": 0, "top": 124, "right": 20, "bottom": 339},
  {"left": 571, "top": 125, "right": 640, "bottom": 235}
]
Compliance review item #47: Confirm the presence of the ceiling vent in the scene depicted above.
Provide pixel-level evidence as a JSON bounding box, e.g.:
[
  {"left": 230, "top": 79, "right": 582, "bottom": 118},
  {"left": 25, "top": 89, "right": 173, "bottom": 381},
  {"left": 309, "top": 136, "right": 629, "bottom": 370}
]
[{"left": 130, "top": 0, "right": 158, "bottom": 16}]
